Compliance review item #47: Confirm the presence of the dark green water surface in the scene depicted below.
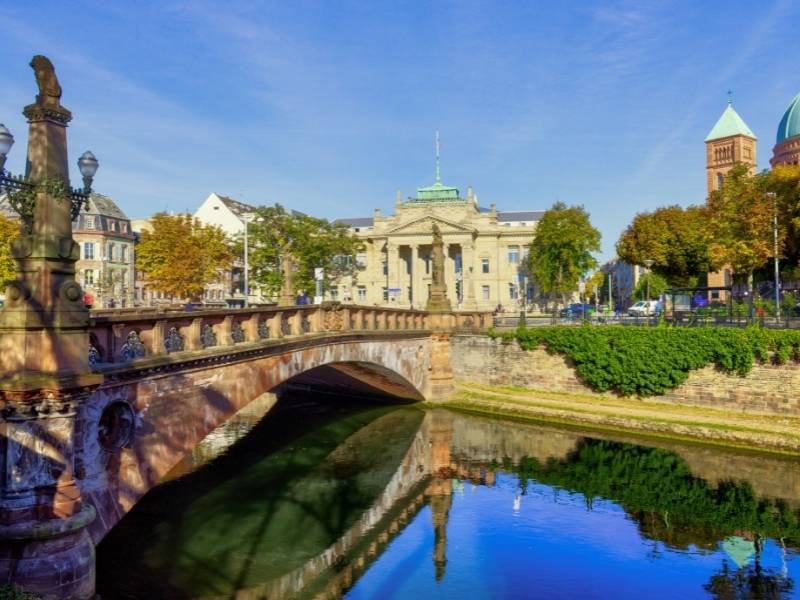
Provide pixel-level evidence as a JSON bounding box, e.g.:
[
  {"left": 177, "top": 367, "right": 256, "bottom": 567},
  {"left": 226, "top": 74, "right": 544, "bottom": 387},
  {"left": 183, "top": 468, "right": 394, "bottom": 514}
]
[{"left": 97, "top": 395, "right": 800, "bottom": 599}]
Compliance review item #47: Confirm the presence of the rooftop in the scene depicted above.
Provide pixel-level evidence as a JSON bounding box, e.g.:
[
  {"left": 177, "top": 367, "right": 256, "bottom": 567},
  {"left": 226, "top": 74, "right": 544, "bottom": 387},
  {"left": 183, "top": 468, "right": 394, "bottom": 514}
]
[
  {"left": 705, "top": 102, "right": 756, "bottom": 142},
  {"left": 776, "top": 92, "right": 800, "bottom": 144},
  {"left": 216, "top": 194, "right": 256, "bottom": 217},
  {"left": 83, "top": 193, "right": 129, "bottom": 220}
]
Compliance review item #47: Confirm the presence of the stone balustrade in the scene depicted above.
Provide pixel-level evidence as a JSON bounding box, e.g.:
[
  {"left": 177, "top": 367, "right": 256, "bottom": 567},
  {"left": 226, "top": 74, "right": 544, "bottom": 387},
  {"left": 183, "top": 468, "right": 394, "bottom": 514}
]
[{"left": 87, "top": 303, "right": 489, "bottom": 366}]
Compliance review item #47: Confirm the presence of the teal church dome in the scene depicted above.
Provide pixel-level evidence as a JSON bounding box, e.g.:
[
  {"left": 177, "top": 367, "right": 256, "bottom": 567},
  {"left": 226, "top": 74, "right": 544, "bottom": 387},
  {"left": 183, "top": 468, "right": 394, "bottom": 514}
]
[{"left": 776, "top": 92, "right": 800, "bottom": 144}]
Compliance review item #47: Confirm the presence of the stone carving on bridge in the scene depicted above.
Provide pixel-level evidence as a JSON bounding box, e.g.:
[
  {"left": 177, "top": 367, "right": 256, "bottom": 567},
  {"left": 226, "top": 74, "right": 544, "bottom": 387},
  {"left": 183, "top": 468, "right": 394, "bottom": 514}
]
[
  {"left": 323, "top": 306, "right": 345, "bottom": 331},
  {"left": 281, "top": 316, "right": 291, "bottom": 336},
  {"left": 200, "top": 324, "right": 218, "bottom": 348},
  {"left": 231, "top": 320, "right": 246, "bottom": 344},
  {"left": 257, "top": 319, "right": 270, "bottom": 339},
  {"left": 300, "top": 315, "right": 312, "bottom": 334},
  {"left": 121, "top": 330, "right": 146, "bottom": 361},
  {"left": 164, "top": 327, "right": 185, "bottom": 353},
  {"left": 88, "top": 344, "right": 102, "bottom": 366}
]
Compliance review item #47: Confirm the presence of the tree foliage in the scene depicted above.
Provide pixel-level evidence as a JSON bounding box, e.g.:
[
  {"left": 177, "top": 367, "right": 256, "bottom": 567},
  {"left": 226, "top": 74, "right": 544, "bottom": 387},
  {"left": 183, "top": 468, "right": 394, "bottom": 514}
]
[
  {"left": 247, "top": 205, "right": 362, "bottom": 297},
  {"left": 707, "top": 164, "right": 777, "bottom": 291},
  {"left": 765, "top": 163, "right": 800, "bottom": 271},
  {"left": 527, "top": 202, "right": 600, "bottom": 304},
  {"left": 492, "top": 324, "right": 800, "bottom": 396},
  {"left": 0, "top": 214, "right": 20, "bottom": 290},
  {"left": 633, "top": 271, "right": 668, "bottom": 301},
  {"left": 616, "top": 205, "right": 712, "bottom": 287},
  {"left": 136, "top": 213, "right": 233, "bottom": 300}
]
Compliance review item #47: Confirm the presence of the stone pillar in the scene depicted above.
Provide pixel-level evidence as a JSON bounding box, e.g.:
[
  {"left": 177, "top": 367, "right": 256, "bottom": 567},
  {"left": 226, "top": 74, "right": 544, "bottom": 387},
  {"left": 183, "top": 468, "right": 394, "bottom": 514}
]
[
  {"left": 0, "top": 56, "right": 102, "bottom": 599},
  {"left": 411, "top": 245, "right": 420, "bottom": 308},
  {"left": 425, "top": 332, "right": 455, "bottom": 401}
]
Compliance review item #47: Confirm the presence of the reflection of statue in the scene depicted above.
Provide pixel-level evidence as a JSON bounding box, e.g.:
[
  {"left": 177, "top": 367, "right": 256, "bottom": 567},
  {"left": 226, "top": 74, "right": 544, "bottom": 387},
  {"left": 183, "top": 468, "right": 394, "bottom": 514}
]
[{"left": 30, "top": 55, "right": 62, "bottom": 106}]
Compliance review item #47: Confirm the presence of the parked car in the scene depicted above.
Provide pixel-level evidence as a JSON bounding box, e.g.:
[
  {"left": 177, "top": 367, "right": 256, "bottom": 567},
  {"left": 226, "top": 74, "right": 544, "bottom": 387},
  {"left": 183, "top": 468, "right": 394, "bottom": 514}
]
[
  {"left": 628, "top": 300, "right": 662, "bottom": 316},
  {"left": 560, "top": 303, "right": 594, "bottom": 318}
]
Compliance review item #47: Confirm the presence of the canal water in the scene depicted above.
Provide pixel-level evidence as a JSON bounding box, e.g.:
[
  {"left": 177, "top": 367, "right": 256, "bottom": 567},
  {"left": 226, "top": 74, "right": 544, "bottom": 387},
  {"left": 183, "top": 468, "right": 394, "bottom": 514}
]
[{"left": 97, "top": 394, "right": 800, "bottom": 599}]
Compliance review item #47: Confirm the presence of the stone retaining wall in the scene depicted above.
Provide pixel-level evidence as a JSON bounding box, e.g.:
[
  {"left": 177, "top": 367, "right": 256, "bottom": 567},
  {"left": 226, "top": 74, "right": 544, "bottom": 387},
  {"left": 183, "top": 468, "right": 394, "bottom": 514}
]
[{"left": 451, "top": 335, "right": 800, "bottom": 416}]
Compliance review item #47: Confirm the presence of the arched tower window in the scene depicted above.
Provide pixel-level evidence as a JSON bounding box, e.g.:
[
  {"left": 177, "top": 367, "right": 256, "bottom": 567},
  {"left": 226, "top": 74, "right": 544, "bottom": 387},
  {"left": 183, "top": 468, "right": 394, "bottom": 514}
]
[{"left": 716, "top": 172, "right": 724, "bottom": 190}]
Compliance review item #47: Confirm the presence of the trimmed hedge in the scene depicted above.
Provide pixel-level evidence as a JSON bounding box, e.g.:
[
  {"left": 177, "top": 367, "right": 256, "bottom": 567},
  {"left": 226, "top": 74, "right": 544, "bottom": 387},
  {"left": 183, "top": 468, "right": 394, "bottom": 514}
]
[{"left": 490, "top": 325, "right": 800, "bottom": 396}]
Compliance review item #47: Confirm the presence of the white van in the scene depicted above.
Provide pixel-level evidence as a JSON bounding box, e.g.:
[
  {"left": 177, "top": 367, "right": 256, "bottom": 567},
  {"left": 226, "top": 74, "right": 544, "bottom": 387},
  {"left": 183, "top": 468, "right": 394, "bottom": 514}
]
[{"left": 628, "top": 300, "right": 661, "bottom": 316}]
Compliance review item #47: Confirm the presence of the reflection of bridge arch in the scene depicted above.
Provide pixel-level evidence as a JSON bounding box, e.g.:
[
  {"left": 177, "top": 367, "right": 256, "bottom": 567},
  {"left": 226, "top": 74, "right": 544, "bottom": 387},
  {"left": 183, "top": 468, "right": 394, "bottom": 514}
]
[{"left": 79, "top": 334, "right": 441, "bottom": 544}]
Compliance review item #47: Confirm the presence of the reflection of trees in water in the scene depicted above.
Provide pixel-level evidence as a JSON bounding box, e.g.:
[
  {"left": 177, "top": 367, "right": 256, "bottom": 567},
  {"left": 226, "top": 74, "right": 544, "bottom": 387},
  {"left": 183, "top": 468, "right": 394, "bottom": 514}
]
[{"left": 503, "top": 440, "right": 800, "bottom": 550}]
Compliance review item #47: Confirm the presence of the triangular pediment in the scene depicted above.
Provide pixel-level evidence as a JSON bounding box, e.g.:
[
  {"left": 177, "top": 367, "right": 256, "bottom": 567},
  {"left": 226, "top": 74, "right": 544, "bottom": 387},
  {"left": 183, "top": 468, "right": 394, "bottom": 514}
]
[{"left": 386, "top": 215, "right": 476, "bottom": 236}]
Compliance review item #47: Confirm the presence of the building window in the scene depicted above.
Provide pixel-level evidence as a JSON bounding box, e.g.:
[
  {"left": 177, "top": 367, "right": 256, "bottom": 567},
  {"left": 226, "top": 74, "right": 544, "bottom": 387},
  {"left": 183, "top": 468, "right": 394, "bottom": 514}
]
[
  {"left": 121, "top": 245, "right": 128, "bottom": 263},
  {"left": 329, "top": 288, "right": 338, "bottom": 301},
  {"left": 509, "top": 283, "right": 519, "bottom": 300},
  {"left": 382, "top": 261, "right": 388, "bottom": 276},
  {"left": 716, "top": 172, "right": 724, "bottom": 190},
  {"left": 357, "top": 286, "right": 367, "bottom": 302},
  {"left": 355, "top": 253, "right": 367, "bottom": 268},
  {"left": 382, "top": 287, "right": 389, "bottom": 302},
  {"left": 83, "top": 269, "right": 94, "bottom": 286},
  {"left": 109, "top": 220, "right": 116, "bottom": 232},
  {"left": 507, "top": 246, "right": 520, "bottom": 264},
  {"left": 83, "top": 242, "right": 94, "bottom": 260},
  {"left": 85, "top": 217, "right": 94, "bottom": 229},
  {"left": 108, "top": 243, "right": 115, "bottom": 262},
  {"left": 482, "top": 285, "right": 490, "bottom": 300},
  {"left": 121, "top": 222, "right": 128, "bottom": 233},
  {"left": 481, "top": 258, "right": 490, "bottom": 274}
]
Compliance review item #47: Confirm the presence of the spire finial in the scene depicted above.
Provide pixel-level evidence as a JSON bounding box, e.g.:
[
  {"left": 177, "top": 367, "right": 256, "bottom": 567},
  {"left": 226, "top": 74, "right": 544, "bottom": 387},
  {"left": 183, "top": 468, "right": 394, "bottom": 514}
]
[
  {"left": 435, "top": 131, "right": 441, "bottom": 184},
  {"left": 727, "top": 89, "right": 733, "bottom": 105}
]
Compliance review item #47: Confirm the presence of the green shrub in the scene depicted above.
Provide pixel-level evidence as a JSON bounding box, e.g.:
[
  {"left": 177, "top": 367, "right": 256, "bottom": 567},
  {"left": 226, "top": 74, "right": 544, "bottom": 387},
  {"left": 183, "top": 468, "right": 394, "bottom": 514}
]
[{"left": 490, "top": 325, "right": 800, "bottom": 396}]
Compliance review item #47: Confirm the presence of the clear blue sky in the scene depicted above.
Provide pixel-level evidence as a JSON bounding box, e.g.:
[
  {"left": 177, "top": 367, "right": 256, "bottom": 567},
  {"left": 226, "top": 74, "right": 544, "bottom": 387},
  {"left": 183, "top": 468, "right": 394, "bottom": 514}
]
[{"left": 2, "top": 1, "right": 799, "bottom": 260}]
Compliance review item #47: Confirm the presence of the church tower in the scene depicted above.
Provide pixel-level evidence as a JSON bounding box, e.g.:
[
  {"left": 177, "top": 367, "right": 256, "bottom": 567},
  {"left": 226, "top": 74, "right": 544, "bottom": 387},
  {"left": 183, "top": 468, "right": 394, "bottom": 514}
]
[{"left": 705, "top": 100, "right": 757, "bottom": 196}]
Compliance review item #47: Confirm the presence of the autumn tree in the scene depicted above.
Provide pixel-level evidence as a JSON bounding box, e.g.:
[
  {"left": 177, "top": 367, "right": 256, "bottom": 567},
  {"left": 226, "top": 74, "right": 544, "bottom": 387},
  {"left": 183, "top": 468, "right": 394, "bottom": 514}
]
[
  {"left": 527, "top": 202, "right": 600, "bottom": 307},
  {"left": 616, "top": 205, "right": 712, "bottom": 287},
  {"left": 136, "top": 213, "right": 233, "bottom": 300},
  {"left": 765, "top": 163, "right": 800, "bottom": 271},
  {"left": 0, "top": 213, "right": 20, "bottom": 290},
  {"left": 247, "top": 204, "right": 362, "bottom": 297},
  {"left": 707, "top": 164, "right": 777, "bottom": 295}
]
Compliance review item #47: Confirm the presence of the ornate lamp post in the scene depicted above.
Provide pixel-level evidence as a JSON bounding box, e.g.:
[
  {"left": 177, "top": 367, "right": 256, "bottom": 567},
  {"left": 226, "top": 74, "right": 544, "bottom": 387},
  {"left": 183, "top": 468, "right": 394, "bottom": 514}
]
[{"left": 0, "top": 123, "right": 14, "bottom": 172}]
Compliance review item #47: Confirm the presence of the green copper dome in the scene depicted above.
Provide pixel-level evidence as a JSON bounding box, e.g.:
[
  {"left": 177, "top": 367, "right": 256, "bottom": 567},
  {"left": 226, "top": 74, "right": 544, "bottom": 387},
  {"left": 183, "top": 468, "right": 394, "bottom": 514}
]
[
  {"left": 705, "top": 103, "right": 756, "bottom": 142},
  {"left": 776, "top": 92, "right": 800, "bottom": 144}
]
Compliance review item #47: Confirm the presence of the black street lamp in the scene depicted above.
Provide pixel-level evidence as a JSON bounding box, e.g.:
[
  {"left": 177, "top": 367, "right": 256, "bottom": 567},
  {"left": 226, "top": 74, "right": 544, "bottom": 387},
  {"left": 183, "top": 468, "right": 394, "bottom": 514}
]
[{"left": 0, "top": 122, "right": 98, "bottom": 226}]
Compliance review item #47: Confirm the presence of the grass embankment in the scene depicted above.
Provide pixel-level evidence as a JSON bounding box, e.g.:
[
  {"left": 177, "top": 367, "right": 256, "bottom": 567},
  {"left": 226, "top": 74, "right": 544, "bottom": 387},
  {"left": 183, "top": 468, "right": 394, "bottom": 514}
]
[{"left": 440, "top": 382, "right": 800, "bottom": 457}]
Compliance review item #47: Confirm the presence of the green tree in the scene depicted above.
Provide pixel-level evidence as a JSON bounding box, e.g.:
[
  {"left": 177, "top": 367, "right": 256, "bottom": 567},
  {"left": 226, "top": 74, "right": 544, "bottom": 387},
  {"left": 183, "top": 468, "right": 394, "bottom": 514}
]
[
  {"left": 766, "top": 163, "right": 800, "bottom": 271},
  {"left": 136, "top": 213, "right": 233, "bottom": 300},
  {"left": 527, "top": 202, "right": 600, "bottom": 307},
  {"left": 0, "top": 214, "right": 20, "bottom": 290},
  {"left": 616, "top": 205, "right": 712, "bottom": 287},
  {"left": 633, "top": 271, "right": 668, "bottom": 300},
  {"left": 707, "top": 164, "right": 778, "bottom": 296},
  {"left": 247, "top": 204, "right": 362, "bottom": 298}
]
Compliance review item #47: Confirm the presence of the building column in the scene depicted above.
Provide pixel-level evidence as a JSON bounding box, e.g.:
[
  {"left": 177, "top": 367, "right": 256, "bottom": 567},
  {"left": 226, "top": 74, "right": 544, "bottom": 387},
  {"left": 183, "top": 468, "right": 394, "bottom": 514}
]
[
  {"left": 387, "top": 242, "right": 399, "bottom": 306},
  {"left": 462, "top": 240, "right": 477, "bottom": 310}
]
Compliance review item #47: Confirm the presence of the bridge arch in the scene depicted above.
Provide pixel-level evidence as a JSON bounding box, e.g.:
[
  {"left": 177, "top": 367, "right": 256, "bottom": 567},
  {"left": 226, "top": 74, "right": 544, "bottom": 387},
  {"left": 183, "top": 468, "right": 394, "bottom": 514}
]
[{"left": 78, "top": 334, "right": 436, "bottom": 543}]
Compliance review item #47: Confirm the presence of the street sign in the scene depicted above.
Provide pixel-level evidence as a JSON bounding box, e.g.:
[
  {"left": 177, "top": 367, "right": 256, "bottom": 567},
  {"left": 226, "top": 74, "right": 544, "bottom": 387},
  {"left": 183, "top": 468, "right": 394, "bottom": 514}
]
[{"left": 314, "top": 267, "right": 324, "bottom": 281}]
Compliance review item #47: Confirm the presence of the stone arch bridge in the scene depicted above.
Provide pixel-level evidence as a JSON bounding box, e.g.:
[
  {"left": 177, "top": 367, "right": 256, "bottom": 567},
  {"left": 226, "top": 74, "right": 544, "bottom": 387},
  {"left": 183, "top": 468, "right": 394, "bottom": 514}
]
[{"left": 1, "top": 302, "right": 487, "bottom": 599}]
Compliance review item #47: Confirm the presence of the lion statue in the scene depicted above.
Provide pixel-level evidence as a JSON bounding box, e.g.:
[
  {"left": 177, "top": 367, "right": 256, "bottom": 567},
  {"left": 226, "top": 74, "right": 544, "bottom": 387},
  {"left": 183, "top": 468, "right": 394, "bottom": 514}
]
[{"left": 30, "top": 55, "right": 62, "bottom": 106}]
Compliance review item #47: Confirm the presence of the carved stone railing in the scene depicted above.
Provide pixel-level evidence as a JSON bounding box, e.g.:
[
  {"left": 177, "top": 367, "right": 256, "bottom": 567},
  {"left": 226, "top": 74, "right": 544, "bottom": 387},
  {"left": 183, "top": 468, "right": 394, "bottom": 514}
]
[{"left": 86, "top": 303, "right": 490, "bottom": 366}]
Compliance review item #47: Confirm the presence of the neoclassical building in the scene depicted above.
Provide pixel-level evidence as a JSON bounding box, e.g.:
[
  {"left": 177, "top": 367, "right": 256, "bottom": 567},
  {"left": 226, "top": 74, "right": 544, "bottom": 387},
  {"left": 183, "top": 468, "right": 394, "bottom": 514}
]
[{"left": 335, "top": 167, "right": 542, "bottom": 311}]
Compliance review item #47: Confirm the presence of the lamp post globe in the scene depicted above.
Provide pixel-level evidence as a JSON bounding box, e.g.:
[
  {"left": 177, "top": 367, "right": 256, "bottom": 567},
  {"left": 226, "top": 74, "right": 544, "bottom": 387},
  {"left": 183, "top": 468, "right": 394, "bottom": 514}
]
[
  {"left": 77, "top": 150, "right": 99, "bottom": 192},
  {"left": 0, "top": 124, "right": 14, "bottom": 172}
]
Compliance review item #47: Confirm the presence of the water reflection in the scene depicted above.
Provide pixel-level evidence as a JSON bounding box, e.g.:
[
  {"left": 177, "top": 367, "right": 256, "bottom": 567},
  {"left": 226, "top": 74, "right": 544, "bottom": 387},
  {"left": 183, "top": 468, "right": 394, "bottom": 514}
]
[{"left": 97, "top": 398, "right": 800, "bottom": 599}]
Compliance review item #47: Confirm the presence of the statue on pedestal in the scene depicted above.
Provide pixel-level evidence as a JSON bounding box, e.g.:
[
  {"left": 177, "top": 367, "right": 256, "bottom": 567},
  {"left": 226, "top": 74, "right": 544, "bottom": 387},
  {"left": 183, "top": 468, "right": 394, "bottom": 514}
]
[{"left": 426, "top": 223, "right": 452, "bottom": 312}]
